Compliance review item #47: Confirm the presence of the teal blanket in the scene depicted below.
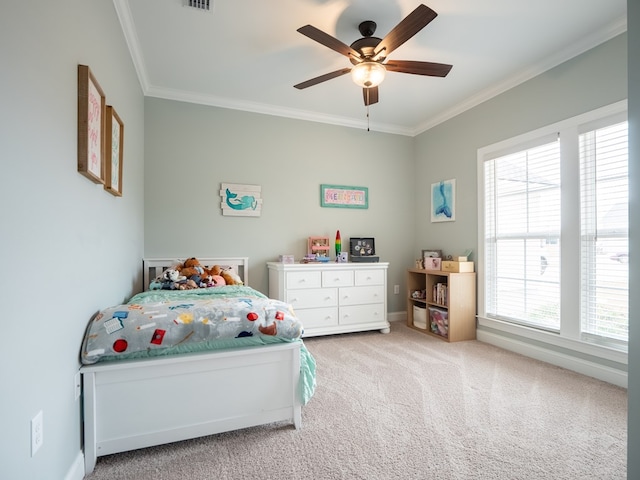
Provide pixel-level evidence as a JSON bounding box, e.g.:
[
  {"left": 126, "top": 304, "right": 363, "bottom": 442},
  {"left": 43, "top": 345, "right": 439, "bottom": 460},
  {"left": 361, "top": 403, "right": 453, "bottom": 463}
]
[{"left": 80, "top": 286, "right": 316, "bottom": 404}]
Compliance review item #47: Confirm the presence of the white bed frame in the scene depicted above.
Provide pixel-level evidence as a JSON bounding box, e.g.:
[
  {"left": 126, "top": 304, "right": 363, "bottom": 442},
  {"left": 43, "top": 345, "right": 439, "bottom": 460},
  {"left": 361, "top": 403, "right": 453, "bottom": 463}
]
[{"left": 81, "top": 257, "right": 302, "bottom": 475}]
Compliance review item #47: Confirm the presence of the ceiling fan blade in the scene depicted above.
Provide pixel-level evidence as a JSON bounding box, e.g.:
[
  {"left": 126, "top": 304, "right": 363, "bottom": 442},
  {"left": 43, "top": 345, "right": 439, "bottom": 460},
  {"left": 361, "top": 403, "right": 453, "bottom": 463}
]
[
  {"left": 384, "top": 60, "right": 452, "bottom": 77},
  {"left": 363, "top": 87, "right": 379, "bottom": 106},
  {"left": 294, "top": 68, "right": 352, "bottom": 90},
  {"left": 374, "top": 4, "right": 437, "bottom": 59},
  {"left": 297, "top": 25, "right": 362, "bottom": 59}
]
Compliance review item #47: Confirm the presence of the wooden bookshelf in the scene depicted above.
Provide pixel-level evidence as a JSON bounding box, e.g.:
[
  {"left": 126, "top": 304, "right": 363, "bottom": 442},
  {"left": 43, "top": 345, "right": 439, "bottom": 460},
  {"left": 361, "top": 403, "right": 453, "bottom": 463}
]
[{"left": 406, "top": 268, "right": 476, "bottom": 342}]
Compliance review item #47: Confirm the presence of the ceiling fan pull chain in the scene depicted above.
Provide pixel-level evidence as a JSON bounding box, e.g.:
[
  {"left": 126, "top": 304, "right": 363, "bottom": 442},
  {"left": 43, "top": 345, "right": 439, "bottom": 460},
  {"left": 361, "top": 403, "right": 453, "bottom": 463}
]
[{"left": 367, "top": 104, "right": 370, "bottom": 131}]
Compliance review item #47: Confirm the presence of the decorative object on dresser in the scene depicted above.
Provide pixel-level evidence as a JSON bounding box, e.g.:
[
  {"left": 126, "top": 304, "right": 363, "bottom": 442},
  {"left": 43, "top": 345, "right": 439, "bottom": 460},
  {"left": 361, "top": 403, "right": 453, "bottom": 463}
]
[
  {"left": 406, "top": 267, "right": 476, "bottom": 342},
  {"left": 349, "top": 237, "right": 379, "bottom": 263},
  {"left": 308, "top": 236, "right": 330, "bottom": 259},
  {"left": 268, "top": 261, "right": 390, "bottom": 337}
]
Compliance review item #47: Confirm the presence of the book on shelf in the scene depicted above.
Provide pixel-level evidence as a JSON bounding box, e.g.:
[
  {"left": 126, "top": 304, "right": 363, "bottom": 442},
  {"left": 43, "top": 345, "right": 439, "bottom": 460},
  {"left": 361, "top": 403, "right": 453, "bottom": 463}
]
[{"left": 433, "top": 282, "right": 448, "bottom": 306}]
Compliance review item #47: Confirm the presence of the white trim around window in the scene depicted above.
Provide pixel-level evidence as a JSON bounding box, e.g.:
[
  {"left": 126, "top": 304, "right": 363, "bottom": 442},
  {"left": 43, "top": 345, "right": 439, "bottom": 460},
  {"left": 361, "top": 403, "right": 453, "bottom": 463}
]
[{"left": 477, "top": 100, "right": 628, "bottom": 387}]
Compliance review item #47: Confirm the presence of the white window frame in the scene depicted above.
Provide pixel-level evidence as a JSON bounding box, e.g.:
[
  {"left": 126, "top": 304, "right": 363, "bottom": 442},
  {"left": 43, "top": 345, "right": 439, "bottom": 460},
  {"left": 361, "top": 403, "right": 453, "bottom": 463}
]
[{"left": 477, "top": 101, "right": 628, "bottom": 366}]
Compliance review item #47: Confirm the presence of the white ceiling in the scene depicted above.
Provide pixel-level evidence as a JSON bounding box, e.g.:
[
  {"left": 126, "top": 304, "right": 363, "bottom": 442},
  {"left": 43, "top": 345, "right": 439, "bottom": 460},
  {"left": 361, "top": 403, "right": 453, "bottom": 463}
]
[{"left": 114, "top": 0, "right": 627, "bottom": 136}]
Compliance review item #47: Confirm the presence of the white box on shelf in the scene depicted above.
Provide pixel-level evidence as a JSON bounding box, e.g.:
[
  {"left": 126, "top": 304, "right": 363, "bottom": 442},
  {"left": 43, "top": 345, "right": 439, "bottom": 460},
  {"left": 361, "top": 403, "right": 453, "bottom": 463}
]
[{"left": 413, "top": 305, "right": 427, "bottom": 329}]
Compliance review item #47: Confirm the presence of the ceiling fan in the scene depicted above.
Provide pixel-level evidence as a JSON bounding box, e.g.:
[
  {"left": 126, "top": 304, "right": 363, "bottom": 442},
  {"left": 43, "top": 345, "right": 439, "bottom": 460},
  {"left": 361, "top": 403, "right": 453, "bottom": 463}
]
[{"left": 294, "top": 4, "right": 453, "bottom": 106}]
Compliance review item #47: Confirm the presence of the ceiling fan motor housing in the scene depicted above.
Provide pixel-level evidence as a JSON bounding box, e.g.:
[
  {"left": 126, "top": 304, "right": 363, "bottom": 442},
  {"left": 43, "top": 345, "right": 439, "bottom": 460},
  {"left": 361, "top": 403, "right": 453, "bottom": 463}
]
[{"left": 350, "top": 21, "right": 383, "bottom": 64}]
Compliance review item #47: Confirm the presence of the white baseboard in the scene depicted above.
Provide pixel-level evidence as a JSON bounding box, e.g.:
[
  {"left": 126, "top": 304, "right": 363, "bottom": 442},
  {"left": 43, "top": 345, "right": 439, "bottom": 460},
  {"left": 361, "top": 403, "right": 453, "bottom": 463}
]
[
  {"left": 477, "top": 329, "right": 628, "bottom": 388},
  {"left": 64, "top": 451, "right": 84, "bottom": 480}
]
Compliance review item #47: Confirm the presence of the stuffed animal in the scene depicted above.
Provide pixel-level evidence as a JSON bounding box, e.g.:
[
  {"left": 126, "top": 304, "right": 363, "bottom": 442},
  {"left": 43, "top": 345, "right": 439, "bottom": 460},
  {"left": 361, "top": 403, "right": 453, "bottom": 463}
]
[
  {"left": 178, "top": 257, "right": 205, "bottom": 284},
  {"left": 163, "top": 268, "right": 186, "bottom": 283},
  {"left": 221, "top": 266, "right": 243, "bottom": 285},
  {"left": 200, "top": 274, "right": 226, "bottom": 288},
  {"left": 208, "top": 265, "right": 243, "bottom": 286},
  {"left": 178, "top": 279, "right": 199, "bottom": 290}
]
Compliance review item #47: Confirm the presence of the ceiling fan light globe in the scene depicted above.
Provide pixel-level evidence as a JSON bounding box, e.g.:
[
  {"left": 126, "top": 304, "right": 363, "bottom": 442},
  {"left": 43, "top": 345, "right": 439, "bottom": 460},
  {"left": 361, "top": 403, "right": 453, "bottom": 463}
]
[{"left": 351, "top": 61, "right": 386, "bottom": 88}]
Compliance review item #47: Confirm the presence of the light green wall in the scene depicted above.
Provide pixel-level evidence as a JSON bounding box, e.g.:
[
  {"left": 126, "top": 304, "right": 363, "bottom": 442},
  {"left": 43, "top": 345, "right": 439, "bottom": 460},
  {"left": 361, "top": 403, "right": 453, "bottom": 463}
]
[
  {"left": 1, "top": 2, "right": 634, "bottom": 477},
  {"left": 0, "top": 1, "right": 145, "bottom": 479},
  {"left": 413, "top": 33, "right": 627, "bottom": 259},
  {"left": 144, "top": 99, "right": 415, "bottom": 312}
]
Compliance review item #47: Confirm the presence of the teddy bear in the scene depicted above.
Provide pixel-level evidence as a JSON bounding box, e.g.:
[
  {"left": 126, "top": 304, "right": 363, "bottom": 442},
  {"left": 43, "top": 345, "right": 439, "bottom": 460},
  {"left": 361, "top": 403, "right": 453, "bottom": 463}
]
[{"left": 177, "top": 257, "right": 205, "bottom": 284}]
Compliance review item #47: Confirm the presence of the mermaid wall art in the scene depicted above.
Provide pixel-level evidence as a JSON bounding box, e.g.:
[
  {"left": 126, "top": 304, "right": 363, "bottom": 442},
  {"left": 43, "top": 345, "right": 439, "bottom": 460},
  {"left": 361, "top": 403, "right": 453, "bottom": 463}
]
[{"left": 431, "top": 179, "right": 456, "bottom": 222}]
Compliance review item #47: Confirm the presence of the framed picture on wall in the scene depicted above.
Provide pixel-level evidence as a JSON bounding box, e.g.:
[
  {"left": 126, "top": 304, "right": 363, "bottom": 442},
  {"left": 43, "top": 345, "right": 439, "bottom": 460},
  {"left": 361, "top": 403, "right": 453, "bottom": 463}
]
[
  {"left": 77, "top": 64, "right": 106, "bottom": 184},
  {"left": 104, "top": 105, "right": 124, "bottom": 197},
  {"left": 431, "top": 179, "right": 456, "bottom": 222}
]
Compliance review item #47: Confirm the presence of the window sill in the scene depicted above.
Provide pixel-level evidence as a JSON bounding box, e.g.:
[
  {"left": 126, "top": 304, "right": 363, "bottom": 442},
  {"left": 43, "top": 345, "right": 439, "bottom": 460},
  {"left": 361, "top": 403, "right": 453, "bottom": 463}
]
[{"left": 477, "top": 315, "right": 628, "bottom": 365}]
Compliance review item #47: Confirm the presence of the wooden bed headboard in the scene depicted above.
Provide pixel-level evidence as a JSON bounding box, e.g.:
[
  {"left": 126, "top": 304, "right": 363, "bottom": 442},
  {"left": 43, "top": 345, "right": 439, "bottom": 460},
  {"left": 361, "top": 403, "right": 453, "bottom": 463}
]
[{"left": 143, "top": 257, "right": 249, "bottom": 291}]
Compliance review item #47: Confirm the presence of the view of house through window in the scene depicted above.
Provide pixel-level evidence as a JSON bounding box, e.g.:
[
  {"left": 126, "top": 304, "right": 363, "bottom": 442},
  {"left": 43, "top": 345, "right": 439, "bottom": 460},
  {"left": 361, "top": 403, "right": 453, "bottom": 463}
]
[{"left": 480, "top": 105, "right": 628, "bottom": 348}]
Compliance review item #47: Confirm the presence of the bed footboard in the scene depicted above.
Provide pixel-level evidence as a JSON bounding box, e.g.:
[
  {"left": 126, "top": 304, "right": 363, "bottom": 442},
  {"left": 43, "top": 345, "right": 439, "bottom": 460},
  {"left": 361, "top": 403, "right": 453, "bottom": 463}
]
[{"left": 81, "top": 342, "right": 301, "bottom": 475}]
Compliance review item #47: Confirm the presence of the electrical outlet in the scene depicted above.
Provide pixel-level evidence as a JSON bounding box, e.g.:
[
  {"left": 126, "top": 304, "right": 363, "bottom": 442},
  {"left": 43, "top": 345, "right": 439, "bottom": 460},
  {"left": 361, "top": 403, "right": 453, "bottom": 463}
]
[
  {"left": 74, "top": 371, "right": 81, "bottom": 400},
  {"left": 31, "top": 410, "right": 43, "bottom": 456},
  {"left": 394, "top": 285, "right": 400, "bottom": 294}
]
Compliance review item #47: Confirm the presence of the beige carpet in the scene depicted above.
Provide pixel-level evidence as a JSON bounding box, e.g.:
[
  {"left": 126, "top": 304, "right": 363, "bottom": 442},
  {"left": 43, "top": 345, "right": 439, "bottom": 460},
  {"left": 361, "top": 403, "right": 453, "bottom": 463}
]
[{"left": 86, "top": 321, "right": 627, "bottom": 479}]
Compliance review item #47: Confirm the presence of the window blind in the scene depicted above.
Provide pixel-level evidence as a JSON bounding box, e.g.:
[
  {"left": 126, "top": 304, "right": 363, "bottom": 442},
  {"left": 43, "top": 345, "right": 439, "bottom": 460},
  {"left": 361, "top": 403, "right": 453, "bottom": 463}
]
[
  {"left": 484, "top": 138, "right": 561, "bottom": 330},
  {"left": 580, "top": 121, "right": 628, "bottom": 343}
]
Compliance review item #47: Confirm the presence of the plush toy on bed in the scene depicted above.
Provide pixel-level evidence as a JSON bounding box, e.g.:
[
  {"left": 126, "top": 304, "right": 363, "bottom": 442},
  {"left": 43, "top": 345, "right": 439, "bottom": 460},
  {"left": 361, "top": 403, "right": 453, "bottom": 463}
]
[
  {"left": 200, "top": 273, "right": 226, "bottom": 288},
  {"left": 148, "top": 268, "right": 187, "bottom": 290},
  {"left": 177, "top": 257, "right": 206, "bottom": 285},
  {"left": 222, "top": 266, "right": 243, "bottom": 285},
  {"left": 209, "top": 265, "right": 243, "bottom": 286}
]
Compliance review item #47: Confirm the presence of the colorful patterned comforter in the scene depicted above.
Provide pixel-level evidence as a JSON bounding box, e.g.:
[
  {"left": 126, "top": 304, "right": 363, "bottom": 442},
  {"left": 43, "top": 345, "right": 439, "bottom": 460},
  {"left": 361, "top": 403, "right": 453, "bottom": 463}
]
[
  {"left": 81, "top": 286, "right": 305, "bottom": 365},
  {"left": 80, "top": 286, "right": 316, "bottom": 404}
]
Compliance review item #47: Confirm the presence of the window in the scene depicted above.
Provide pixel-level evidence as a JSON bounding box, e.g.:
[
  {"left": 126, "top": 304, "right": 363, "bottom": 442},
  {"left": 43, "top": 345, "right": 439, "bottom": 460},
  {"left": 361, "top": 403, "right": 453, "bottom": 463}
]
[
  {"left": 479, "top": 103, "right": 628, "bottom": 349},
  {"left": 484, "top": 138, "right": 561, "bottom": 331},
  {"left": 580, "top": 121, "right": 629, "bottom": 345}
]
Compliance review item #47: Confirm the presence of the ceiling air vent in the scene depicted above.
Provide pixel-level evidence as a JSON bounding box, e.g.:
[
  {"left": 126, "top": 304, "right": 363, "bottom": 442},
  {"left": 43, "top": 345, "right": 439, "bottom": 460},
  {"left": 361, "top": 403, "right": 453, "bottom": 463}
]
[{"left": 185, "top": 0, "right": 211, "bottom": 11}]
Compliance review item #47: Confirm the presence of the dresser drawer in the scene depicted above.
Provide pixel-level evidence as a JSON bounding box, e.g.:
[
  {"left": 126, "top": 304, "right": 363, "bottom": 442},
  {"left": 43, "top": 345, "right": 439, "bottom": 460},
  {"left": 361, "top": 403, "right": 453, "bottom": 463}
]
[
  {"left": 285, "top": 271, "right": 321, "bottom": 289},
  {"left": 286, "top": 287, "right": 337, "bottom": 309},
  {"left": 339, "top": 285, "right": 385, "bottom": 306},
  {"left": 297, "top": 307, "right": 339, "bottom": 331},
  {"left": 354, "top": 269, "right": 385, "bottom": 286},
  {"left": 340, "top": 303, "right": 385, "bottom": 325},
  {"left": 322, "top": 270, "right": 354, "bottom": 287}
]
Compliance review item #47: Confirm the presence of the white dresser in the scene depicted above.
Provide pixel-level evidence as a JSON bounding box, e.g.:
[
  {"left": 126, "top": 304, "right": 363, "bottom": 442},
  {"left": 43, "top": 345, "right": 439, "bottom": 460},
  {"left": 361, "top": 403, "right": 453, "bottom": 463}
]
[{"left": 267, "top": 262, "right": 390, "bottom": 337}]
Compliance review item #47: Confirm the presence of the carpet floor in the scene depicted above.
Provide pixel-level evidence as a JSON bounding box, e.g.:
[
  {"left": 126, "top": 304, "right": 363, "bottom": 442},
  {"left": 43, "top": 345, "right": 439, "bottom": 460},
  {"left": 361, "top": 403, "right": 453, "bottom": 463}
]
[{"left": 86, "top": 321, "right": 627, "bottom": 479}]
